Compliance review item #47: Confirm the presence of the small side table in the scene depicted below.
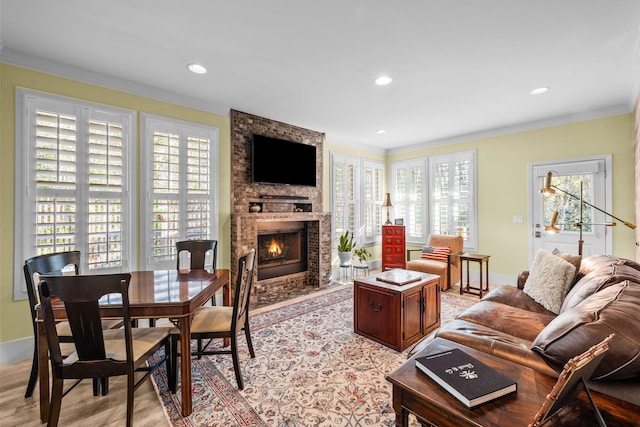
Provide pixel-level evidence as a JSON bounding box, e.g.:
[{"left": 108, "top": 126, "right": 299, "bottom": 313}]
[
  {"left": 458, "top": 253, "right": 490, "bottom": 298},
  {"left": 353, "top": 262, "right": 369, "bottom": 277},
  {"left": 339, "top": 263, "right": 352, "bottom": 281}
]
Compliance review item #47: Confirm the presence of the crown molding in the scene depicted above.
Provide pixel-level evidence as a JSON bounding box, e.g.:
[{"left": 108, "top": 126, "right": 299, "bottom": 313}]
[
  {"left": 0, "top": 48, "right": 230, "bottom": 117},
  {"left": 387, "top": 105, "right": 631, "bottom": 155}
]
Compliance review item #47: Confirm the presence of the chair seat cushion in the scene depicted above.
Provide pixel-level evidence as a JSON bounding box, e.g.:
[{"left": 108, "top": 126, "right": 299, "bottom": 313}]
[
  {"left": 63, "top": 327, "right": 172, "bottom": 364},
  {"left": 406, "top": 259, "right": 447, "bottom": 274},
  {"left": 191, "top": 306, "right": 233, "bottom": 334},
  {"left": 56, "top": 318, "right": 123, "bottom": 337}
]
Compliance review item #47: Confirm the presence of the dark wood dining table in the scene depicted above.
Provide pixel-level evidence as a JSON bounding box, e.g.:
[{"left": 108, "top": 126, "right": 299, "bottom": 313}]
[{"left": 36, "top": 268, "right": 230, "bottom": 421}]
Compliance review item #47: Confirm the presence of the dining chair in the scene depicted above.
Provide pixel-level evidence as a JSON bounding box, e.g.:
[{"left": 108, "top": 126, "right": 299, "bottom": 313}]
[
  {"left": 23, "top": 251, "right": 122, "bottom": 398},
  {"left": 148, "top": 239, "right": 218, "bottom": 327},
  {"left": 37, "top": 273, "right": 176, "bottom": 427},
  {"left": 171, "top": 248, "right": 255, "bottom": 390},
  {"left": 176, "top": 239, "right": 218, "bottom": 272}
]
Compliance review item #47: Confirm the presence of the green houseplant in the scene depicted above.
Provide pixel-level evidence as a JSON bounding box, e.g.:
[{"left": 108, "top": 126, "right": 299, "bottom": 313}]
[
  {"left": 337, "top": 231, "right": 356, "bottom": 265},
  {"left": 352, "top": 247, "right": 371, "bottom": 266}
]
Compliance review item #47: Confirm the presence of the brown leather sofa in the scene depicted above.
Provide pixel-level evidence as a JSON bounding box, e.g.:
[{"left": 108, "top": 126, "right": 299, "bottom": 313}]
[
  {"left": 431, "top": 253, "right": 640, "bottom": 415},
  {"left": 406, "top": 234, "right": 464, "bottom": 290}
]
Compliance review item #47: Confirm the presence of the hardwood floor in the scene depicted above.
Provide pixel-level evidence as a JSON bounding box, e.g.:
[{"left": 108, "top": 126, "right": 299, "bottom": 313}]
[{"left": 0, "top": 358, "right": 169, "bottom": 426}]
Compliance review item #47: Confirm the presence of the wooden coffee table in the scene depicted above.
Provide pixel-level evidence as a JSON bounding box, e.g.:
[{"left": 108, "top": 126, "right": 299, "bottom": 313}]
[
  {"left": 386, "top": 338, "right": 554, "bottom": 426},
  {"left": 354, "top": 270, "right": 440, "bottom": 351}
]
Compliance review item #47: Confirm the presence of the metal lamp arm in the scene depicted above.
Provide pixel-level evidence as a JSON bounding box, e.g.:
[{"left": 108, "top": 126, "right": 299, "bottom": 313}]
[{"left": 550, "top": 184, "right": 636, "bottom": 230}]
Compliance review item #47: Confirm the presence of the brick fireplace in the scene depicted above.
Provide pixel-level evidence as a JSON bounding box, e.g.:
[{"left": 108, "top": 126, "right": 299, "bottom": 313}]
[{"left": 230, "top": 110, "right": 332, "bottom": 302}]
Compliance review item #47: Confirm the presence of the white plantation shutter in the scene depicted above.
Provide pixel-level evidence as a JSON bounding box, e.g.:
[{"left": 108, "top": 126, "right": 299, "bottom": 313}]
[
  {"left": 362, "top": 160, "right": 384, "bottom": 244},
  {"left": 391, "top": 160, "right": 426, "bottom": 243},
  {"left": 185, "top": 136, "right": 212, "bottom": 238},
  {"left": 429, "top": 150, "right": 477, "bottom": 250},
  {"left": 141, "top": 114, "right": 218, "bottom": 269},
  {"left": 332, "top": 154, "right": 358, "bottom": 242},
  {"left": 34, "top": 111, "right": 78, "bottom": 254},
  {"left": 15, "top": 90, "right": 134, "bottom": 299},
  {"left": 87, "top": 119, "right": 125, "bottom": 269}
]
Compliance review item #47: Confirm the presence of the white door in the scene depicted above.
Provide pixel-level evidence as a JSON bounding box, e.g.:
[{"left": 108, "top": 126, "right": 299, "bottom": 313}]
[{"left": 530, "top": 157, "right": 611, "bottom": 261}]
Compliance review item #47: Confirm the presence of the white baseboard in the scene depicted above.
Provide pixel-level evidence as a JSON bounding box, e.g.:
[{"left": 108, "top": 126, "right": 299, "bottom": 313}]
[{"left": 0, "top": 337, "right": 32, "bottom": 366}]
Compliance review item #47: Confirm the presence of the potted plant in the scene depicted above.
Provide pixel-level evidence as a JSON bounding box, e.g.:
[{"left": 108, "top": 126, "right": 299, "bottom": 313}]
[
  {"left": 352, "top": 247, "right": 371, "bottom": 267},
  {"left": 337, "top": 230, "right": 356, "bottom": 265}
]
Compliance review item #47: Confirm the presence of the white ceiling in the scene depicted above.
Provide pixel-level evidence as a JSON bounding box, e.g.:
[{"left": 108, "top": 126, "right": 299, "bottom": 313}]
[{"left": 2, "top": 0, "right": 639, "bottom": 152}]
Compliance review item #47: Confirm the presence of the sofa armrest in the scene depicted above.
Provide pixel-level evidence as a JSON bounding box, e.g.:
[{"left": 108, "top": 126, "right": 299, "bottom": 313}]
[{"left": 517, "top": 271, "right": 529, "bottom": 289}]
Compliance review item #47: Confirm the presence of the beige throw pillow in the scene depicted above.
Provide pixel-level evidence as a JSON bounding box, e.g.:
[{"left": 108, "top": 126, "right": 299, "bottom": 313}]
[{"left": 523, "top": 249, "right": 576, "bottom": 314}]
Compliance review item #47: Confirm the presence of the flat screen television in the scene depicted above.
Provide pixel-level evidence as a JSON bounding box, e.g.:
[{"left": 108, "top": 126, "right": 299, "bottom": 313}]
[{"left": 251, "top": 134, "right": 317, "bottom": 187}]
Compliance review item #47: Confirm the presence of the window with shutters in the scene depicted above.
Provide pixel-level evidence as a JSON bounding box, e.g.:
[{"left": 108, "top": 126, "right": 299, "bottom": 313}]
[
  {"left": 391, "top": 150, "right": 477, "bottom": 251},
  {"left": 361, "top": 160, "right": 385, "bottom": 244},
  {"left": 14, "top": 89, "right": 134, "bottom": 299},
  {"left": 391, "top": 159, "right": 427, "bottom": 244},
  {"left": 140, "top": 114, "right": 219, "bottom": 270},
  {"left": 331, "top": 154, "right": 384, "bottom": 249},
  {"left": 429, "top": 150, "right": 477, "bottom": 250}
]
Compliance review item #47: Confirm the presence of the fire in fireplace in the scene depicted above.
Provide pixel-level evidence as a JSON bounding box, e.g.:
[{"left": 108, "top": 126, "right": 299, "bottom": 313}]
[{"left": 257, "top": 221, "right": 308, "bottom": 280}]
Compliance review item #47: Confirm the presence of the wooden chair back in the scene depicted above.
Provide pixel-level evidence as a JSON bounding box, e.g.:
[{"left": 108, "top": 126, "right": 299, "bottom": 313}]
[
  {"left": 176, "top": 239, "right": 217, "bottom": 270},
  {"left": 231, "top": 249, "right": 256, "bottom": 333},
  {"left": 38, "top": 273, "right": 133, "bottom": 375},
  {"left": 24, "top": 251, "right": 81, "bottom": 322},
  {"left": 22, "top": 251, "right": 81, "bottom": 398}
]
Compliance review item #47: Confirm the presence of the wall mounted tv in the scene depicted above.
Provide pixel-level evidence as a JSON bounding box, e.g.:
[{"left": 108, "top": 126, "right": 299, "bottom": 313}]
[{"left": 251, "top": 134, "right": 317, "bottom": 187}]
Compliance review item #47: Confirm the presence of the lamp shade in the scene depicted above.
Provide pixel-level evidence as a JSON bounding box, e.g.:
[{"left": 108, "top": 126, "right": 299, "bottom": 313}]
[
  {"left": 545, "top": 210, "right": 560, "bottom": 234},
  {"left": 383, "top": 193, "right": 393, "bottom": 207},
  {"left": 539, "top": 171, "right": 556, "bottom": 195}
]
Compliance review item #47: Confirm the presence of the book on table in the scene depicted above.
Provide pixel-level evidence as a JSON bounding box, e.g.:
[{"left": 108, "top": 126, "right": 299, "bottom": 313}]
[
  {"left": 415, "top": 348, "right": 517, "bottom": 409},
  {"left": 375, "top": 269, "right": 422, "bottom": 285}
]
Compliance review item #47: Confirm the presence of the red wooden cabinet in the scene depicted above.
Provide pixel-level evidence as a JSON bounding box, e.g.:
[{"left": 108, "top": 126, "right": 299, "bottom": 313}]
[{"left": 382, "top": 225, "right": 406, "bottom": 271}]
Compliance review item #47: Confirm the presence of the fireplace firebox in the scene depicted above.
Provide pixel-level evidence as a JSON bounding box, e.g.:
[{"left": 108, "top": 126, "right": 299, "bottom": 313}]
[{"left": 257, "top": 221, "right": 308, "bottom": 280}]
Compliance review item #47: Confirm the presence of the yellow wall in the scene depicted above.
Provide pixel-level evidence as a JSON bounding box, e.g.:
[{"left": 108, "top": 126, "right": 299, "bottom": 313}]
[
  {"left": 1, "top": 63, "right": 636, "bottom": 351},
  {"left": 386, "top": 114, "right": 636, "bottom": 276},
  {"left": 0, "top": 63, "right": 231, "bottom": 345}
]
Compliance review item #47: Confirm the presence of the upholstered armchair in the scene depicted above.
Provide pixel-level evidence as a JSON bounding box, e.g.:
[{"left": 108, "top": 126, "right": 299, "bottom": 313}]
[{"left": 405, "top": 234, "right": 464, "bottom": 290}]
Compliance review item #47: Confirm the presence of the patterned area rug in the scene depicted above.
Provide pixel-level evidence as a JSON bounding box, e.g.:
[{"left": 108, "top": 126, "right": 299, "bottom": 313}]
[{"left": 151, "top": 287, "right": 476, "bottom": 426}]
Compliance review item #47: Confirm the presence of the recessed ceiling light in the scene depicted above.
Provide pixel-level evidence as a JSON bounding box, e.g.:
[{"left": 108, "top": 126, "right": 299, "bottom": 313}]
[
  {"left": 187, "top": 63, "right": 207, "bottom": 74},
  {"left": 375, "top": 76, "right": 392, "bottom": 86},
  {"left": 530, "top": 87, "right": 549, "bottom": 95},
  {"left": 376, "top": 129, "right": 387, "bottom": 134}
]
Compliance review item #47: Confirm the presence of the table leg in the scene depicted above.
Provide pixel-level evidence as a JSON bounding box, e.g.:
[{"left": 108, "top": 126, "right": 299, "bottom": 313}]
[
  {"left": 38, "top": 321, "right": 50, "bottom": 423},
  {"left": 392, "top": 386, "right": 409, "bottom": 427},
  {"left": 485, "top": 259, "right": 490, "bottom": 291},
  {"left": 479, "top": 261, "right": 484, "bottom": 299},
  {"left": 179, "top": 316, "right": 193, "bottom": 416}
]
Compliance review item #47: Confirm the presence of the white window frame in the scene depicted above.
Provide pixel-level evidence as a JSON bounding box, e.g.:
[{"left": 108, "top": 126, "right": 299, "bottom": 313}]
[
  {"left": 360, "top": 159, "right": 385, "bottom": 246},
  {"left": 331, "top": 153, "right": 360, "bottom": 247},
  {"left": 139, "top": 113, "right": 219, "bottom": 270},
  {"left": 391, "top": 150, "right": 477, "bottom": 250},
  {"left": 331, "top": 153, "right": 385, "bottom": 251},
  {"left": 429, "top": 150, "right": 478, "bottom": 251},
  {"left": 391, "top": 158, "right": 428, "bottom": 245},
  {"left": 14, "top": 89, "right": 136, "bottom": 300}
]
